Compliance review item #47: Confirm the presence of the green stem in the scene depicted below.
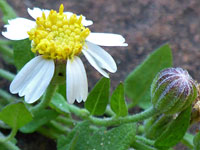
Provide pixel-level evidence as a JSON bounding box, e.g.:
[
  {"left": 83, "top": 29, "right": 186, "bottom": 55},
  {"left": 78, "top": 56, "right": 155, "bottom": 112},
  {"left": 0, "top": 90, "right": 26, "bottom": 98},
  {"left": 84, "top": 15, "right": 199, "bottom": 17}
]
[
  {"left": 105, "top": 105, "right": 115, "bottom": 116},
  {"left": 0, "top": 138, "right": 20, "bottom": 150},
  {"left": 0, "top": 45, "right": 13, "bottom": 58},
  {"left": 56, "top": 116, "right": 78, "bottom": 127},
  {"left": 88, "top": 107, "right": 157, "bottom": 126},
  {"left": 66, "top": 103, "right": 158, "bottom": 126},
  {"left": 0, "top": 89, "right": 18, "bottom": 103},
  {"left": 66, "top": 103, "right": 90, "bottom": 118},
  {"left": 0, "top": 0, "right": 17, "bottom": 24},
  {"left": 181, "top": 133, "right": 194, "bottom": 149},
  {"left": 131, "top": 140, "right": 157, "bottom": 150},
  {"left": 0, "top": 127, "right": 18, "bottom": 142},
  {"left": 138, "top": 125, "right": 145, "bottom": 134},
  {"left": 0, "top": 68, "right": 15, "bottom": 81},
  {"left": 49, "top": 120, "right": 71, "bottom": 133},
  {"left": 37, "top": 127, "right": 60, "bottom": 139},
  {"left": 0, "top": 39, "right": 13, "bottom": 45},
  {"left": 135, "top": 135, "right": 155, "bottom": 146},
  {"left": 31, "top": 82, "right": 58, "bottom": 114}
]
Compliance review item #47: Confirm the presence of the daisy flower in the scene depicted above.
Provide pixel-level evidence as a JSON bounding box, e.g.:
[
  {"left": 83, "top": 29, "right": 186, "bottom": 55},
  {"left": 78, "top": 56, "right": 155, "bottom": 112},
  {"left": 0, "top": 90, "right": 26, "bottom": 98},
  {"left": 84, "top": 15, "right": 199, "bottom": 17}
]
[{"left": 2, "top": 4, "right": 127, "bottom": 104}]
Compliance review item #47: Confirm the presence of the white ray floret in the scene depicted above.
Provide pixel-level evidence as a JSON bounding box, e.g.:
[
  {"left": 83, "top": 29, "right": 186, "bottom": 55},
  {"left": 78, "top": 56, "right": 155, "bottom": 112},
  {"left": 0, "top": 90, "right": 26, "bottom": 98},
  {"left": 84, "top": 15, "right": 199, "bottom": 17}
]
[
  {"left": 2, "top": 18, "right": 36, "bottom": 40},
  {"left": 67, "top": 57, "right": 88, "bottom": 104},
  {"left": 10, "top": 56, "right": 55, "bottom": 103},
  {"left": 86, "top": 33, "right": 128, "bottom": 46}
]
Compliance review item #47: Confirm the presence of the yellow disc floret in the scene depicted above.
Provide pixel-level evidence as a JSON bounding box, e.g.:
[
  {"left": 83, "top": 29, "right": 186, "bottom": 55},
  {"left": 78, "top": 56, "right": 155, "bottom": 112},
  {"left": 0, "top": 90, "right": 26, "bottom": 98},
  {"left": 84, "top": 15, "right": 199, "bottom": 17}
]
[{"left": 28, "top": 4, "right": 90, "bottom": 60}]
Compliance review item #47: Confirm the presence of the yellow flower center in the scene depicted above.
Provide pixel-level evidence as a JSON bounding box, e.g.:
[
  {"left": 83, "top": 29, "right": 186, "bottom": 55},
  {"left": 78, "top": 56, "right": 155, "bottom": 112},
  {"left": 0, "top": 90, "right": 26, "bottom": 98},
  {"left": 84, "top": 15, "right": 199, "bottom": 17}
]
[{"left": 28, "top": 4, "right": 90, "bottom": 60}]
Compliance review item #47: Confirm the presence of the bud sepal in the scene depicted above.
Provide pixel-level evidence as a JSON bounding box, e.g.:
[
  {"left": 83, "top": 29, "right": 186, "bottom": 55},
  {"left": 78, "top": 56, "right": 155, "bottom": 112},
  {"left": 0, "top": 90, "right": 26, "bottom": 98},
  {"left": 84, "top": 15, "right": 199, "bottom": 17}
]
[{"left": 151, "top": 67, "right": 197, "bottom": 114}]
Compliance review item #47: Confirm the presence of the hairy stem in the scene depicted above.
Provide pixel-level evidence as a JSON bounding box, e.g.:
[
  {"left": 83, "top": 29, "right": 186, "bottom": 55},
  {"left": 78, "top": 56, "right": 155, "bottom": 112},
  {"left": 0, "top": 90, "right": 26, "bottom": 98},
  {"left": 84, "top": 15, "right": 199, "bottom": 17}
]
[
  {"left": 65, "top": 103, "right": 158, "bottom": 126},
  {"left": 31, "top": 82, "right": 58, "bottom": 114},
  {"left": 0, "top": 127, "right": 18, "bottom": 142},
  {"left": 0, "top": 68, "right": 15, "bottom": 81},
  {"left": 0, "top": 89, "right": 18, "bottom": 103}
]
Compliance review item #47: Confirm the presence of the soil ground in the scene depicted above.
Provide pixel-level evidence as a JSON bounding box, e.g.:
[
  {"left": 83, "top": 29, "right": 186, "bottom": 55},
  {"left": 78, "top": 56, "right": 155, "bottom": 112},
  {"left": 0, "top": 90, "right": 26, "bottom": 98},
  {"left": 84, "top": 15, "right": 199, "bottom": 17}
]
[{"left": 1, "top": 0, "right": 200, "bottom": 149}]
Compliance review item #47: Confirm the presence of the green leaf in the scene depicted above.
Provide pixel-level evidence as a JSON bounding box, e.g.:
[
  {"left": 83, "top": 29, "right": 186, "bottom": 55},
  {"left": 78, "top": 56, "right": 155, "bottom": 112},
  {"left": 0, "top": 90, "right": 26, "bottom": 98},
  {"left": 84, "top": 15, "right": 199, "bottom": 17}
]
[
  {"left": 58, "top": 121, "right": 136, "bottom": 150},
  {"left": 0, "top": 102, "right": 32, "bottom": 129},
  {"left": 110, "top": 83, "right": 128, "bottom": 117},
  {"left": 155, "top": 106, "right": 191, "bottom": 148},
  {"left": 194, "top": 132, "right": 200, "bottom": 150},
  {"left": 124, "top": 44, "right": 172, "bottom": 109},
  {"left": 50, "top": 93, "right": 70, "bottom": 115},
  {"left": 13, "top": 39, "right": 35, "bottom": 70},
  {"left": 20, "top": 109, "right": 58, "bottom": 133},
  {"left": 57, "top": 121, "right": 93, "bottom": 150},
  {"left": 85, "top": 77, "right": 110, "bottom": 116},
  {"left": 87, "top": 123, "right": 136, "bottom": 150}
]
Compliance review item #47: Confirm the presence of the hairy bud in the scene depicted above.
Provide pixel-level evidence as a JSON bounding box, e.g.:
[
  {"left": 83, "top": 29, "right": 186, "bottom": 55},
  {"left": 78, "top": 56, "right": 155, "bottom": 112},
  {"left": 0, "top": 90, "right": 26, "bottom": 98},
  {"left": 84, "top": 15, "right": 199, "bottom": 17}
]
[{"left": 151, "top": 67, "right": 197, "bottom": 114}]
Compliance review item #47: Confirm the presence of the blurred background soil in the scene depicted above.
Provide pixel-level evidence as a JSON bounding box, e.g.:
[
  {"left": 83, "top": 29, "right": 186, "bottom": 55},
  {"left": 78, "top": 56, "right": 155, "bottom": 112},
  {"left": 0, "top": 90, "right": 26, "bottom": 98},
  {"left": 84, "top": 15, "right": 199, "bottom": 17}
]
[{"left": 1, "top": 0, "right": 200, "bottom": 149}]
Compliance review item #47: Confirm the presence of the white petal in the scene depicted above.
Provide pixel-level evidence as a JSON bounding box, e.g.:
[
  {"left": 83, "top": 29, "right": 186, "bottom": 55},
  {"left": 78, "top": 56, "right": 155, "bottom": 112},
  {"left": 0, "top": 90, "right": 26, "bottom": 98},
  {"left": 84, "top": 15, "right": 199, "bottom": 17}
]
[
  {"left": 81, "top": 15, "right": 93, "bottom": 26},
  {"left": 27, "top": 7, "right": 50, "bottom": 20},
  {"left": 75, "top": 57, "right": 88, "bottom": 102},
  {"left": 64, "top": 12, "right": 93, "bottom": 26},
  {"left": 25, "top": 59, "right": 55, "bottom": 103},
  {"left": 2, "top": 18, "right": 36, "bottom": 40},
  {"left": 64, "top": 11, "right": 73, "bottom": 18},
  {"left": 82, "top": 49, "right": 109, "bottom": 78},
  {"left": 10, "top": 56, "right": 55, "bottom": 103},
  {"left": 86, "top": 33, "right": 128, "bottom": 46},
  {"left": 10, "top": 56, "right": 43, "bottom": 93},
  {"left": 18, "top": 59, "right": 46, "bottom": 97},
  {"left": 66, "top": 57, "right": 88, "bottom": 104},
  {"left": 85, "top": 41, "right": 117, "bottom": 73}
]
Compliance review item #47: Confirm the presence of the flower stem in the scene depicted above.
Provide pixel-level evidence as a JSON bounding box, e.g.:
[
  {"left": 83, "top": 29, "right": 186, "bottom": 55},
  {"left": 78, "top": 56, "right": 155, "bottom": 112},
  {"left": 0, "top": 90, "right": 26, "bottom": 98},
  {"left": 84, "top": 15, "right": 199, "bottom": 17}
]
[
  {"left": 66, "top": 102, "right": 158, "bottom": 126},
  {"left": 105, "top": 105, "right": 115, "bottom": 116},
  {"left": 0, "top": 68, "right": 15, "bottom": 81},
  {"left": 56, "top": 116, "right": 78, "bottom": 127},
  {"left": 88, "top": 106, "right": 157, "bottom": 126},
  {"left": 131, "top": 140, "right": 157, "bottom": 150},
  {"left": 0, "top": 0, "right": 17, "bottom": 24},
  {"left": 37, "top": 127, "right": 60, "bottom": 139},
  {"left": 0, "top": 127, "right": 18, "bottom": 142},
  {"left": 135, "top": 135, "right": 155, "bottom": 146},
  {"left": 31, "top": 82, "right": 58, "bottom": 114},
  {"left": 0, "top": 89, "right": 17, "bottom": 103},
  {"left": 181, "top": 132, "right": 194, "bottom": 149},
  {"left": 0, "top": 39, "right": 13, "bottom": 45}
]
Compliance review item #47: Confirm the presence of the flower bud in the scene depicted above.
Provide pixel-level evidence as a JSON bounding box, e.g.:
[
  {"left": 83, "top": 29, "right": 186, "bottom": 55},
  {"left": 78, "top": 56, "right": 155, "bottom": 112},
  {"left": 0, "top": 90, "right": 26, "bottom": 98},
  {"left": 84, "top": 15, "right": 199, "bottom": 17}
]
[{"left": 151, "top": 67, "right": 197, "bottom": 114}]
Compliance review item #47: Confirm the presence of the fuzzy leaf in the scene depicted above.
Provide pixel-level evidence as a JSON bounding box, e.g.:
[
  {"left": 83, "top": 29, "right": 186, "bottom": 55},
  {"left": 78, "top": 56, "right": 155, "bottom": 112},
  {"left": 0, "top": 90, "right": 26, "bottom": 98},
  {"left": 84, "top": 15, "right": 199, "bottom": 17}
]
[
  {"left": 0, "top": 102, "right": 32, "bottom": 129},
  {"left": 20, "top": 109, "right": 58, "bottom": 133},
  {"left": 155, "top": 106, "right": 191, "bottom": 148},
  {"left": 110, "top": 83, "right": 128, "bottom": 117},
  {"left": 58, "top": 121, "right": 136, "bottom": 150},
  {"left": 85, "top": 77, "right": 110, "bottom": 116},
  {"left": 57, "top": 121, "right": 93, "bottom": 150},
  {"left": 124, "top": 44, "right": 172, "bottom": 109}
]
